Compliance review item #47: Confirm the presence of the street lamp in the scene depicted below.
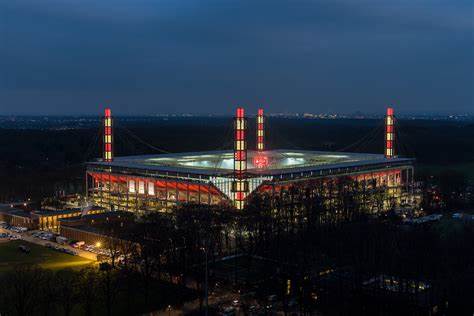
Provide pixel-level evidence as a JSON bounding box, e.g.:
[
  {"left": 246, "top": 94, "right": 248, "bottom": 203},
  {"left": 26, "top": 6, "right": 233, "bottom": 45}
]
[{"left": 200, "top": 247, "right": 208, "bottom": 316}]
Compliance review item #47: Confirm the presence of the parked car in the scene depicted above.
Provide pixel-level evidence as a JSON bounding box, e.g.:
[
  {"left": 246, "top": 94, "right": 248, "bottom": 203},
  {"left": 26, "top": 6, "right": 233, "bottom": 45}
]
[{"left": 56, "top": 236, "right": 68, "bottom": 244}]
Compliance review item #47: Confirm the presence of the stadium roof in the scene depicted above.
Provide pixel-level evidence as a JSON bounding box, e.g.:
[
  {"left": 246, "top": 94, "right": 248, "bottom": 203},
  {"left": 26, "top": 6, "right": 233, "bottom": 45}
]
[{"left": 88, "top": 149, "right": 414, "bottom": 177}]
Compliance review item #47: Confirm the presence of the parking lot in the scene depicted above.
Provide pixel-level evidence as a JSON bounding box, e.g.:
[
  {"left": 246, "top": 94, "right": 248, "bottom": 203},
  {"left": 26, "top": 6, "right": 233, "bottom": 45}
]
[{"left": 0, "top": 222, "right": 97, "bottom": 261}]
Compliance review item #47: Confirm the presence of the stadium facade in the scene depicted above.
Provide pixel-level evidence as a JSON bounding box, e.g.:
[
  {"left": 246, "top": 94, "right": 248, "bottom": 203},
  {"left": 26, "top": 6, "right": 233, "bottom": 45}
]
[{"left": 86, "top": 108, "right": 414, "bottom": 213}]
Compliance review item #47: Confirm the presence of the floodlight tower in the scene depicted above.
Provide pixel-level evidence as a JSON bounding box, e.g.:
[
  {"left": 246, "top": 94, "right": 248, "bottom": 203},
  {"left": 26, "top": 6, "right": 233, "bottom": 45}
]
[
  {"left": 232, "top": 107, "right": 248, "bottom": 210},
  {"left": 256, "top": 108, "right": 265, "bottom": 151},
  {"left": 103, "top": 108, "right": 113, "bottom": 162},
  {"left": 385, "top": 107, "right": 395, "bottom": 159}
]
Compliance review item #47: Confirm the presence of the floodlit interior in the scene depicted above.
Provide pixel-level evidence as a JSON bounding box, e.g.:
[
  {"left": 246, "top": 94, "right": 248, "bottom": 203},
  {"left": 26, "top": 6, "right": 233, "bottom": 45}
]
[{"left": 136, "top": 150, "right": 381, "bottom": 172}]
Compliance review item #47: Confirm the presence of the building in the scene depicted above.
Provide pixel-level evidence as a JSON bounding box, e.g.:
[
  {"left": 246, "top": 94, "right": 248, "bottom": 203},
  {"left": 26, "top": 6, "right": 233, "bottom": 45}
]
[
  {"left": 0, "top": 207, "right": 36, "bottom": 229},
  {"left": 0, "top": 204, "right": 106, "bottom": 232},
  {"left": 86, "top": 107, "right": 414, "bottom": 213},
  {"left": 59, "top": 211, "right": 135, "bottom": 247},
  {"left": 33, "top": 208, "right": 106, "bottom": 231}
]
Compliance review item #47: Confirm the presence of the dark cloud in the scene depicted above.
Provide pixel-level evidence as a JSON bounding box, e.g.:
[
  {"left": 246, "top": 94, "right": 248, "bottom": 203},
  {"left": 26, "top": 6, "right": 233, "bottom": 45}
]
[{"left": 0, "top": 0, "right": 472, "bottom": 115}]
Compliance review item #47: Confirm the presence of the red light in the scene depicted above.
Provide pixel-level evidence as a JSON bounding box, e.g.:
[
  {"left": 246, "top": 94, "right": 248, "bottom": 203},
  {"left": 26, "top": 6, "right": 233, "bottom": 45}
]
[
  {"left": 387, "top": 107, "right": 394, "bottom": 116},
  {"left": 253, "top": 155, "right": 269, "bottom": 168},
  {"left": 235, "top": 151, "right": 246, "bottom": 160},
  {"left": 236, "top": 107, "right": 244, "bottom": 118}
]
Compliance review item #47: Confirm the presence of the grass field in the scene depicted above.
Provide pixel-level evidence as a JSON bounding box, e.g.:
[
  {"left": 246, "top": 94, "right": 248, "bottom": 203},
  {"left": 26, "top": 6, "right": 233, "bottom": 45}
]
[{"left": 0, "top": 240, "right": 94, "bottom": 274}]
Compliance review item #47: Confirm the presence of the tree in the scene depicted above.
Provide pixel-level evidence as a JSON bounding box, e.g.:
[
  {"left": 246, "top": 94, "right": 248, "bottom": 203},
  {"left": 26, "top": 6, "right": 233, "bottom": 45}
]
[
  {"left": 77, "top": 267, "right": 99, "bottom": 315},
  {"left": 37, "top": 269, "right": 58, "bottom": 316},
  {"left": 0, "top": 265, "right": 43, "bottom": 316},
  {"left": 99, "top": 262, "right": 120, "bottom": 316},
  {"left": 55, "top": 269, "right": 79, "bottom": 316}
]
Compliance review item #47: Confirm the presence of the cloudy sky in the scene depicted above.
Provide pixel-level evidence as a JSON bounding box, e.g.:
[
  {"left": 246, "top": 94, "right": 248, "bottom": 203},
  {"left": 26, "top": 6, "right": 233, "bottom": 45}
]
[{"left": 0, "top": 0, "right": 472, "bottom": 115}]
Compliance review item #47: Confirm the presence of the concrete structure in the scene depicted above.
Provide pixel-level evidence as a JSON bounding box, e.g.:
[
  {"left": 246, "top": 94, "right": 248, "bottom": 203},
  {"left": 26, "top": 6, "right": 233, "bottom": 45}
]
[
  {"left": 86, "top": 149, "right": 414, "bottom": 213},
  {"left": 86, "top": 107, "right": 414, "bottom": 213}
]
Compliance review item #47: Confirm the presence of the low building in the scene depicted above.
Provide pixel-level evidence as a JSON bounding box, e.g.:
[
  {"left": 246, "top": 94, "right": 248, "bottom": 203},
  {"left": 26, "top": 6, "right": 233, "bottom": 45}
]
[
  {"left": 59, "top": 211, "right": 134, "bottom": 246},
  {"left": 32, "top": 207, "right": 106, "bottom": 231},
  {"left": 0, "top": 207, "right": 36, "bottom": 229},
  {"left": 0, "top": 204, "right": 107, "bottom": 232}
]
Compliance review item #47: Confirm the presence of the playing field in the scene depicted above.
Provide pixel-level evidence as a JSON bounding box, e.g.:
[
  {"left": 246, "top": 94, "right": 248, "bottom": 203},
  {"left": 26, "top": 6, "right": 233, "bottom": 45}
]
[{"left": 0, "top": 240, "right": 94, "bottom": 274}]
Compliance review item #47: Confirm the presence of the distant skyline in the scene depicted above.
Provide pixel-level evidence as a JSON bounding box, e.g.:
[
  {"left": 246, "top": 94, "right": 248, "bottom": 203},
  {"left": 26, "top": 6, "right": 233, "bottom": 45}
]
[{"left": 1, "top": 0, "right": 473, "bottom": 115}]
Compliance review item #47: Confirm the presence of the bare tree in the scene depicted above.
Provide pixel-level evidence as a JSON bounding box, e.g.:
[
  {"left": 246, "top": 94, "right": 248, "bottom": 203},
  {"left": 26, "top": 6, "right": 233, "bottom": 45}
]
[
  {"left": 0, "top": 265, "right": 43, "bottom": 316},
  {"left": 77, "top": 266, "right": 99, "bottom": 315},
  {"left": 55, "top": 269, "right": 79, "bottom": 316}
]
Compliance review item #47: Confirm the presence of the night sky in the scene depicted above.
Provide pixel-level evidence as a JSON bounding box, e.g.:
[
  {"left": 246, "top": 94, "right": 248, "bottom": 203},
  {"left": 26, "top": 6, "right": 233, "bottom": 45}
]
[{"left": 0, "top": 0, "right": 472, "bottom": 115}]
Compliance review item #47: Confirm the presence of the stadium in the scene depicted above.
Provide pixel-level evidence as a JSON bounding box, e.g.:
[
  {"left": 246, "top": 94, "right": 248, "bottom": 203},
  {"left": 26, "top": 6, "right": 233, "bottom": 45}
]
[{"left": 86, "top": 107, "right": 414, "bottom": 212}]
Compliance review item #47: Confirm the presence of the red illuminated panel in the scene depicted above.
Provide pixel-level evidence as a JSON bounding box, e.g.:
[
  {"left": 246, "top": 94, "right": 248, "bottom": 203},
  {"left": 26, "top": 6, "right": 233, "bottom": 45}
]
[
  {"left": 235, "top": 151, "right": 246, "bottom": 160},
  {"left": 103, "top": 108, "right": 113, "bottom": 162},
  {"left": 253, "top": 154, "right": 269, "bottom": 168}
]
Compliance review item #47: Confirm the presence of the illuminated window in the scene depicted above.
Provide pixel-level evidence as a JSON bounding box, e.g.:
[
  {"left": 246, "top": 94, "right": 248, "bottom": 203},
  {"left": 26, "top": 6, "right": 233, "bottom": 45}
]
[
  {"left": 138, "top": 181, "right": 145, "bottom": 194},
  {"left": 235, "top": 161, "right": 246, "bottom": 171},
  {"left": 236, "top": 121, "right": 241, "bottom": 129},
  {"left": 236, "top": 181, "right": 245, "bottom": 191},
  {"left": 129, "top": 180, "right": 136, "bottom": 193},
  {"left": 148, "top": 182, "right": 155, "bottom": 196}
]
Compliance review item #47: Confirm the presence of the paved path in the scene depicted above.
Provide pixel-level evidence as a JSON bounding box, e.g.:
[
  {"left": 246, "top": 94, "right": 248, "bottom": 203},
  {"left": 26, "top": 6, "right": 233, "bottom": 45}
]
[{"left": 0, "top": 228, "right": 97, "bottom": 261}]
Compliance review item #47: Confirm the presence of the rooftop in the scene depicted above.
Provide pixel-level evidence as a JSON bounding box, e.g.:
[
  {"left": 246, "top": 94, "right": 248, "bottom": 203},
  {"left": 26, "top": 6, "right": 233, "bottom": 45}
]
[
  {"left": 0, "top": 207, "right": 32, "bottom": 218},
  {"left": 59, "top": 211, "right": 132, "bottom": 224},
  {"left": 88, "top": 149, "right": 414, "bottom": 176}
]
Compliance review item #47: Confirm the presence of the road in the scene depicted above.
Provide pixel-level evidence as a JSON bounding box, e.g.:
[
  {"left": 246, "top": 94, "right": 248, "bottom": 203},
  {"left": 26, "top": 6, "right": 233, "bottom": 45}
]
[{"left": 0, "top": 228, "right": 97, "bottom": 261}]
